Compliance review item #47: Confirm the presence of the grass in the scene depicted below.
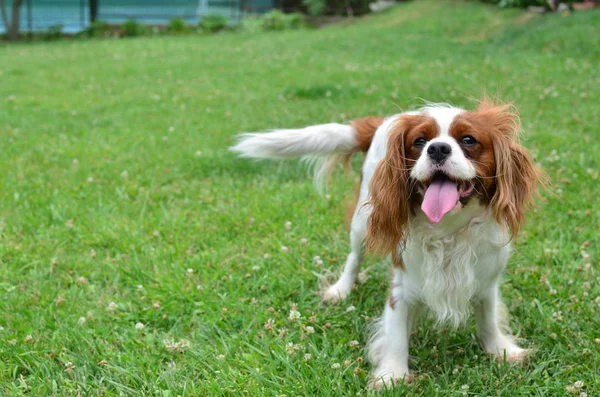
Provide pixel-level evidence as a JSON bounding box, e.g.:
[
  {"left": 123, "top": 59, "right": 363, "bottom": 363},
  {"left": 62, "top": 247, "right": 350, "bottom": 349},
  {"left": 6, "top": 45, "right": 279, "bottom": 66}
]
[{"left": 0, "top": 0, "right": 599, "bottom": 395}]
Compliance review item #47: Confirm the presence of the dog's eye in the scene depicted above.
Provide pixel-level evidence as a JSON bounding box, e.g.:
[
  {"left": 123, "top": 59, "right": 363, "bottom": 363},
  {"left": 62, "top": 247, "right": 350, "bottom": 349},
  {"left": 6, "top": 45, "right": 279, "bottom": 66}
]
[
  {"left": 461, "top": 135, "right": 477, "bottom": 146},
  {"left": 414, "top": 138, "right": 427, "bottom": 148}
]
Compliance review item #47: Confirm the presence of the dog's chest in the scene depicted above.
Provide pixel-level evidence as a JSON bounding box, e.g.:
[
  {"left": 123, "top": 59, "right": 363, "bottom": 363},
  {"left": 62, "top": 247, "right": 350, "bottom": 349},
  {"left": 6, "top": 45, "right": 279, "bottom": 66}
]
[{"left": 403, "top": 219, "right": 509, "bottom": 291}]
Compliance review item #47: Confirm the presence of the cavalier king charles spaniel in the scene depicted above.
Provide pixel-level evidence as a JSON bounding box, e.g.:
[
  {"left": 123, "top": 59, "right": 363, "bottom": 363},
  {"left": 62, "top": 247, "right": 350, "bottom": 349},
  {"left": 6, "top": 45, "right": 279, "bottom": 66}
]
[{"left": 231, "top": 99, "right": 544, "bottom": 389}]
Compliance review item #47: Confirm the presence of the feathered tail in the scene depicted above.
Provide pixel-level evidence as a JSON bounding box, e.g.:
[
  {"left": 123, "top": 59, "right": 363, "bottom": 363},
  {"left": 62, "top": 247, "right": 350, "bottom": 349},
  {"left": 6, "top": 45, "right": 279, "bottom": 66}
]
[{"left": 230, "top": 117, "right": 384, "bottom": 190}]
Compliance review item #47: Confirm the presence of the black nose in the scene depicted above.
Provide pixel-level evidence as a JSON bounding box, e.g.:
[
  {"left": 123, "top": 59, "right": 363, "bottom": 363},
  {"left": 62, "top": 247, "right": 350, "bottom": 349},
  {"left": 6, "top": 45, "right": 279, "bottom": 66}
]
[{"left": 427, "top": 142, "right": 452, "bottom": 163}]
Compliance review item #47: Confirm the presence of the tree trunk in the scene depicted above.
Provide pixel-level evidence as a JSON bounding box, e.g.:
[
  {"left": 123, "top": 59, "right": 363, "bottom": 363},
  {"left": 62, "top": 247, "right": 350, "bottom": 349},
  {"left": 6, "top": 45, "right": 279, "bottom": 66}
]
[
  {"left": 344, "top": 0, "right": 354, "bottom": 19},
  {"left": 0, "top": 0, "right": 23, "bottom": 41}
]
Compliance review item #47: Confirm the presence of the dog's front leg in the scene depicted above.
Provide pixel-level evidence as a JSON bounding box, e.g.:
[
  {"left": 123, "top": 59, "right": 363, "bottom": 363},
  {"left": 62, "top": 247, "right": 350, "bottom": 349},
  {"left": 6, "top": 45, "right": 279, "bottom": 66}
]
[
  {"left": 474, "top": 282, "right": 529, "bottom": 363},
  {"left": 321, "top": 207, "right": 367, "bottom": 303},
  {"left": 368, "top": 269, "right": 417, "bottom": 389}
]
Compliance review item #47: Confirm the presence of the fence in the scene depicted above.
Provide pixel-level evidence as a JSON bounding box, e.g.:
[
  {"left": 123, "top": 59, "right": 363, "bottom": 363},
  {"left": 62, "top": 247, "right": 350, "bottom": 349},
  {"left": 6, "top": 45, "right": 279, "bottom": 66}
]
[{"left": 0, "top": 0, "right": 276, "bottom": 34}]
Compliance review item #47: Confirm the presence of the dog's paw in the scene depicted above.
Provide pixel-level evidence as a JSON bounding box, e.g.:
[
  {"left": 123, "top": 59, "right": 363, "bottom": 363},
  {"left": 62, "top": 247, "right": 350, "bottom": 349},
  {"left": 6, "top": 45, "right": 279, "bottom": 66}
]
[
  {"left": 320, "top": 283, "right": 350, "bottom": 304},
  {"left": 368, "top": 366, "right": 412, "bottom": 391},
  {"left": 496, "top": 347, "right": 532, "bottom": 364}
]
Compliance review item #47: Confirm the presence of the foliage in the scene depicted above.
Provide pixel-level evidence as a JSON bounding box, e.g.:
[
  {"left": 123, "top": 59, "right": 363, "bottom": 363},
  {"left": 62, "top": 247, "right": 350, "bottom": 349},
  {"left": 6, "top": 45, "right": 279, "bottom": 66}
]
[
  {"left": 303, "top": 0, "right": 326, "bottom": 16},
  {"left": 480, "top": 0, "right": 573, "bottom": 8},
  {"left": 44, "top": 24, "right": 63, "bottom": 40},
  {"left": 168, "top": 17, "right": 190, "bottom": 34},
  {"left": 0, "top": 1, "right": 599, "bottom": 395},
  {"left": 199, "top": 14, "right": 228, "bottom": 32},
  {"left": 122, "top": 18, "right": 148, "bottom": 37},
  {"left": 261, "top": 10, "right": 306, "bottom": 30},
  {"left": 84, "top": 20, "right": 110, "bottom": 38},
  {"left": 287, "top": 0, "right": 377, "bottom": 16}
]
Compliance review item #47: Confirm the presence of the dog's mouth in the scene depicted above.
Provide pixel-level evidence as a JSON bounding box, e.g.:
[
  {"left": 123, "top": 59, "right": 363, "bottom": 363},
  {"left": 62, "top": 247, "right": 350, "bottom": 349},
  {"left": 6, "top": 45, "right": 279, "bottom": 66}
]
[{"left": 419, "top": 172, "right": 475, "bottom": 224}]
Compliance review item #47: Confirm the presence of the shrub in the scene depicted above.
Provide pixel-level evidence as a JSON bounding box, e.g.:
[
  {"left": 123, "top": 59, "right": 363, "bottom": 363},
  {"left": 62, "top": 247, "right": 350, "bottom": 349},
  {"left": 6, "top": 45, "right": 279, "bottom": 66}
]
[
  {"left": 122, "top": 19, "right": 147, "bottom": 37},
  {"left": 302, "top": 0, "right": 326, "bottom": 16},
  {"left": 85, "top": 20, "right": 110, "bottom": 37},
  {"left": 261, "top": 10, "right": 306, "bottom": 31},
  {"left": 45, "top": 24, "right": 63, "bottom": 40},
  {"left": 282, "top": 12, "right": 305, "bottom": 29},
  {"left": 168, "top": 17, "right": 190, "bottom": 34},
  {"left": 480, "top": 0, "right": 572, "bottom": 7},
  {"left": 200, "top": 15, "right": 228, "bottom": 33},
  {"left": 262, "top": 10, "right": 286, "bottom": 30},
  {"left": 280, "top": 0, "right": 377, "bottom": 16}
]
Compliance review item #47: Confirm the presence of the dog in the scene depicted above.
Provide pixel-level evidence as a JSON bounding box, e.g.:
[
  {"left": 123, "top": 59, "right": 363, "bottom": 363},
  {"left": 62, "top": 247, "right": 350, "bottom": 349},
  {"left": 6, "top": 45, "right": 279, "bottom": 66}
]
[{"left": 230, "top": 99, "right": 544, "bottom": 388}]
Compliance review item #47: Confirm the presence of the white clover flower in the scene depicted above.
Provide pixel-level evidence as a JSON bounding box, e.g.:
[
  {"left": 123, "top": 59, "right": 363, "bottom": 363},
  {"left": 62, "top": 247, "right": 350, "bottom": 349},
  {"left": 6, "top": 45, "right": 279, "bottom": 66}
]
[
  {"left": 264, "top": 319, "right": 274, "bottom": 330},
  {"left": 288, "top": 310, "right": 301, "bottom": 321}
]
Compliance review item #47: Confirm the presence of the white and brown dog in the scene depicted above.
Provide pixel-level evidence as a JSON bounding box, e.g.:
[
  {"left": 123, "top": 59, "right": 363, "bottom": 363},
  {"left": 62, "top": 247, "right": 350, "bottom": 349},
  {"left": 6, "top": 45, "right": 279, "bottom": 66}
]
[{"left": 231, "top": 99, "right": 544, "bottom": 388}]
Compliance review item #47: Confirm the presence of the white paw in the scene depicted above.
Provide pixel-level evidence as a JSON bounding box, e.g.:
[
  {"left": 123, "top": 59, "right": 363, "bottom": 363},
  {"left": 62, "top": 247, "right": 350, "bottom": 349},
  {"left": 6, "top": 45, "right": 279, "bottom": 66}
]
[
  {"left": 320, "top": 283, "right": 350, "bottom": 303},
  {"left": 368, "top": 365, "right": 411, "bottom": 390},
  {"left": 495, "top": 346, "right": 531, "bottom": 364},
  {"left": 483, "top": 337, "right": 531, "bottom": 364}
]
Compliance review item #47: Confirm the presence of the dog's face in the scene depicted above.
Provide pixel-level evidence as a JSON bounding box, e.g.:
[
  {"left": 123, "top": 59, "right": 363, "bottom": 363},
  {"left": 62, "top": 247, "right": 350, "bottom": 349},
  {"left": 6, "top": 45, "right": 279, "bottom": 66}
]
[
  {"left": 405, "top": 107, "right": 499, "bottom": 224},
  {"left": 366, "top": 101, "right": 543, "bottom": 261}
]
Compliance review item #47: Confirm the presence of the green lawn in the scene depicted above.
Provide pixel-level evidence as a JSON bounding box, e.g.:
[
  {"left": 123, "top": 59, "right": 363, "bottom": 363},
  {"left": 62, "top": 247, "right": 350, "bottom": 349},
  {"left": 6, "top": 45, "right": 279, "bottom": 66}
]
[{"left": 1, "top": 1, "right": 599, "bottom": 395}]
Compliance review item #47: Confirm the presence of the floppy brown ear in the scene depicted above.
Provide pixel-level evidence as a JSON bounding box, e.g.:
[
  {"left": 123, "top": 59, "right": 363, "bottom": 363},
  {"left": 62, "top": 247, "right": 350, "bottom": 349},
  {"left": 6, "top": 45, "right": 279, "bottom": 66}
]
[
  {"left": 479, "top": 100, "right": 546, "bottom": 237},
  {"left": 366, "top": 118, "right": 413, "bottom": 267}
]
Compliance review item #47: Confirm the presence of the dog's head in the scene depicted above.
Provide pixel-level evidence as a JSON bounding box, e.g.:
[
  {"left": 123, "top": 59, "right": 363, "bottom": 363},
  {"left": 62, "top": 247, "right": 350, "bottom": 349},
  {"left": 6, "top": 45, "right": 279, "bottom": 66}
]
[{"left": 367, "top": 100, "right": 544, "bottom": 260}]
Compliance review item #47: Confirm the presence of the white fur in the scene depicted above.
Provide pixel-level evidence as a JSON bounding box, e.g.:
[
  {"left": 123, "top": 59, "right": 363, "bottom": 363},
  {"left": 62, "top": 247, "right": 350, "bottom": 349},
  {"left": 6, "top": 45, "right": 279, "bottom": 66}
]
[
  {"left": 230, "top": 123, "right": 359, "bottom": 191},
  {"left": 231, "top": 105, "right": 528, "bottom": 389},
  {"left": 230, "top": 123, "right": 357, "bottom": 158}
]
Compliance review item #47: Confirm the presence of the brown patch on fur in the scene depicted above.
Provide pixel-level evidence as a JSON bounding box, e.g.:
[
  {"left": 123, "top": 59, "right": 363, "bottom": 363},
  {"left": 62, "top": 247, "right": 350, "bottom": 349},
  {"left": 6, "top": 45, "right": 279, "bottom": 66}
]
[
  {"left": 450, "top": 112, "right": 498, "bottom": 204},
  {"left": 388, "top": 293, "right": 396, "bottom": 310},
  {"left": 366, "top": 115, "right": 439, "bottom": 268},
  {"left": 344, "top": 175, "right": 363, "bottom": 223},
  {"left": 352, "top": 117, "right": 385, "bottom": 152},
  {"left": 455, "top": 99, "right": 547, "bottom": 237}
]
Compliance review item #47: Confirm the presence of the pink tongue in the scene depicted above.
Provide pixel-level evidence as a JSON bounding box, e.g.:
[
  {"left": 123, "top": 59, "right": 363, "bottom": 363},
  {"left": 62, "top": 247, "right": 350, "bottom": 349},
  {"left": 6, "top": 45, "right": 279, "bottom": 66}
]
[{"left": 421, "top": 179, "right": 459, "bottom": 223}]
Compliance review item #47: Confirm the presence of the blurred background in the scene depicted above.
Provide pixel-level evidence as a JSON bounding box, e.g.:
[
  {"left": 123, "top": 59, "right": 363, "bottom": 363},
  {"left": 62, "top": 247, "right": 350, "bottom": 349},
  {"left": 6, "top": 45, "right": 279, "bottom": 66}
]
[{"left": 3, "top": 0, "right": 596, "bottom": 38}]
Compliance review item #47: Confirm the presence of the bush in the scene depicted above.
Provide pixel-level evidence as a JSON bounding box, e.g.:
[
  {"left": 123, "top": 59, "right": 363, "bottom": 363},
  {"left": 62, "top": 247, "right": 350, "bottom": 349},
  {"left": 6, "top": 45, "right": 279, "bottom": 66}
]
[
  {"left": 302, "top": 0, "right": 326, "bottom": 16},
  {"left": 45, "top": 24, "right": 63, "bottom": 40},
  {"left": 280, "top": 0, "right": 377, "bottom": 16},
  {"left": 200, "top": 15, "right": 228, "bottom": 33},
  {"left": 282, "top": 12, "right": 305, "bottom": 29},
  {"left": 85, "top": 20, "right": 110, "bottom": 37},
  {"left": 261, "top": 10, "right": 306, "bottom": 31},
  {"left": 168, "top": 17, "right": 190, "bottom": 34},
  {"left": 480, "top": 0, "right": 571, "bottom": 7},
  {"left": 122, "top": 19, "right": 147, "bottom": 37}
]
